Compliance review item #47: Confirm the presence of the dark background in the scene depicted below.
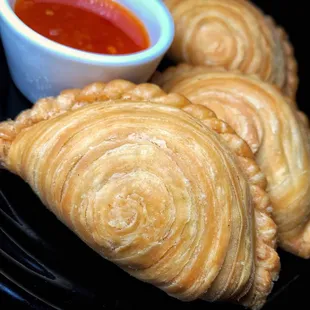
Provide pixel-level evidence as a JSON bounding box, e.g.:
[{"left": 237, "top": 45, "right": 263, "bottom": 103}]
[{"left": 0, "top": 1, "right": 309, "bottom": 309}]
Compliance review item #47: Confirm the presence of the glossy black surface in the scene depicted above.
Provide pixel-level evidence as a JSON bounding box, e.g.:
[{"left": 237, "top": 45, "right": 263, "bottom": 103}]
[{"left": 1, "top": 1, "right": 310, "bottom": 309}]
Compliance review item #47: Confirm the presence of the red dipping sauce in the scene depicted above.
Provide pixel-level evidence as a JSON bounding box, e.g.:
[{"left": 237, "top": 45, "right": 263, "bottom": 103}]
[{"left": 14, "top": 0, "right": 150, "bottom": 55}]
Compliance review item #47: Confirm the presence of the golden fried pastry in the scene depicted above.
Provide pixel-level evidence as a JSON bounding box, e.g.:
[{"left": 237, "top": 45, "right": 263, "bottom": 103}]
[
  {"left": 164, "top": 0, "right": 298, "bottom": 100},
  {"left": 153, "top": 64, "right": 310, "bottom": 258},
  {"left": 0, "top": 81, "right": 279, "bottom": 309}
]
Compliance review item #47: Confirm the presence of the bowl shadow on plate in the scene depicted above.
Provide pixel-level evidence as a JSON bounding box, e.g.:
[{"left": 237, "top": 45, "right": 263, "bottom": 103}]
[{"left": 0, "top": 79, "right": 309, "bottom": 310}]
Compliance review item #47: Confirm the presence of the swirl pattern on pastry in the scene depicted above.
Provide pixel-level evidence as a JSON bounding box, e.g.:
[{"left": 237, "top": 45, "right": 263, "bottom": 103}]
[
  {"left": 153, "top": 64, "right": 310, "bottom": 258},
  {"left": 0, "top": 81, "right": 279, "bottom": 309},
  {"left": 164, "top": 0, "right": 298, "bottom": 100}
]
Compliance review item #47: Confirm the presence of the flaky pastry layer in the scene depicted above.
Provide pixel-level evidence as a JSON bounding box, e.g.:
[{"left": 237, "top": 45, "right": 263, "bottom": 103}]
[
  {"left": 0, "top": 80, "right": 279, "bottom": 309},
  {"left": 153, "top": 64, "right": 310, "bottom": 258},
  {"left": 164, "top": 0, "right": 298, "bottom": 100}
]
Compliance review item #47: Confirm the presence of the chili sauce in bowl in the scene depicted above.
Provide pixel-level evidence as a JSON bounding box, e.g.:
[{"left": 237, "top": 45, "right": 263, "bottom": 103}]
[
  {"left": 14, "top": 0, "right": 150, "bottom": 55},
  {"left": 0, "top": 0, "right": 174, "bottom": 102}
]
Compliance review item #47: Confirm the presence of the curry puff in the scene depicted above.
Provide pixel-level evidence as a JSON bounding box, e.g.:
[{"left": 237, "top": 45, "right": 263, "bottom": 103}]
[
  {"left": 164, "top": 0, "right": 298, "bottom": 100},
  {"left": 153, "top": 64, "right": 310, "bottom": 258},
  {"left": 0, "top": 81, "right": 279, "bottom": 309}
]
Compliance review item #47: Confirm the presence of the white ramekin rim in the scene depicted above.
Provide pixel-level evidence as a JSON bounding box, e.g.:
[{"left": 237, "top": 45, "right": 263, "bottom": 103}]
[{"left": 0, "top": 0, "right": 174, "bottom": 66}]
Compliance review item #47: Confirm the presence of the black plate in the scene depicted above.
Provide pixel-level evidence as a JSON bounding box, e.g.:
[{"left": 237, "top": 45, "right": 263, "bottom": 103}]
[{"left": 1, "top": 1, "right": 310, "bottom": 309}]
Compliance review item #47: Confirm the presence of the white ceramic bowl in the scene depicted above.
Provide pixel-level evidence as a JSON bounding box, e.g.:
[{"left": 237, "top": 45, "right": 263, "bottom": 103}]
[{"left": 0, "top": 0, "right": 174, "bottom": 103}]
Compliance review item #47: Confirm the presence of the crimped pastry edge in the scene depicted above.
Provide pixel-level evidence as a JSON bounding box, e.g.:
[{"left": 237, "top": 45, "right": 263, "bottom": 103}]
[
  {"left": 151, "top": 63, "right": 297, "bottom": 108},
  {"left": 0, "top": 80, "right": 279, "bottom": 309}
]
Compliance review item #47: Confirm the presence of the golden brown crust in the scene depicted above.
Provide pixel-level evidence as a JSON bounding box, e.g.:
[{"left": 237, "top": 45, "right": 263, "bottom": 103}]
[
  {"left": 153, "top": 64, "right": 310, "bottom": 259},
  {"left": 190, "top": 107, "right": 279, "bottom": 308},
  {"left": 164, "top": 0, "right": 298, "bottom": 100},
  {"left": 0, "top": 80, "right": 279, "bottom": 309}
]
